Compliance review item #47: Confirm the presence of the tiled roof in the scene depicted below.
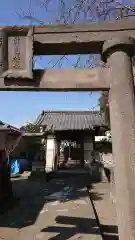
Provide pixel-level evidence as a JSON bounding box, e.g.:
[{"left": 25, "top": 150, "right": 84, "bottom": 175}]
[
  {"left": 0, "top": 121, "right": 20, "bottom": 133},
  {"left": 35, "top": 111, "right": 106, "bottom": 132}
]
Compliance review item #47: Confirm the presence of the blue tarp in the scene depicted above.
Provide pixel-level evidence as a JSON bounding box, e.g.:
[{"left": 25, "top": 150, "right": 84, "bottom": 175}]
[
  {"left": 10, "top": 158, "right": 32, "bottom": 174},
  {"left": 10, "top": 159, "right": 20, "bottom": 174}
]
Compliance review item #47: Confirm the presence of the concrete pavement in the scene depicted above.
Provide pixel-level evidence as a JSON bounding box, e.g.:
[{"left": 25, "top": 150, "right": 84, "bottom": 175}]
[
  {"left": 91, "top": 182, "right": 118, "bottom": 240},
  {"left": 0, "top": 173, "right": 102, "bottom": 240}
]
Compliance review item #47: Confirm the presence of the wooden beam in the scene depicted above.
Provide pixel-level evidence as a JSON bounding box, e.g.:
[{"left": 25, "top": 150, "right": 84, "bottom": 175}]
[
  {"left": 0, "top": 68, "right": 109, "bottom": 91},
  {"left": 33, "top": 19, "right": 135, "bottom": 55}
]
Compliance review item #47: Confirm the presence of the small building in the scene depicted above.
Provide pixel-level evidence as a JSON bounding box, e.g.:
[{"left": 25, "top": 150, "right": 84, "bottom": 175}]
[
  {"left": 0, "top": 121, "right": 21, "bottom": 203},
  {"left": 34, "top": 111, "right": 107, "bottom": 173},
  {"left": 0, "top": 121, "right": 21, "bottom": 154},
  {"left": 11, "top": 128, "right": 45, "bottom": 174}
]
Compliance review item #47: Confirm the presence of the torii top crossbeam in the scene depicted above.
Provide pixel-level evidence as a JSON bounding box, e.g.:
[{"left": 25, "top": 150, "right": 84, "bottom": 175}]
[{"left": 0, "top": 18, "right": 135, "bottom": 91}]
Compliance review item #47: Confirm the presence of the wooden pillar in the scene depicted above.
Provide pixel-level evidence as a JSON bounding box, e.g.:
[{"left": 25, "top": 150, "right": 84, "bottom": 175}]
[
  {"left": 80, "top": 137, "right": 84, "bottom": 168},
  {"left": 92, "top": 132, "right": 95, "bottom": 152},
  {"left": 102, "top": 37, "right": 135, "bottom": 240}
]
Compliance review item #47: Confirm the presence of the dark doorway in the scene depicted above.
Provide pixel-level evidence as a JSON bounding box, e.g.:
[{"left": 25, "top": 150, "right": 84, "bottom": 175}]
[{"left": 59, "top": 139, "right": 83, "bottom": 169}]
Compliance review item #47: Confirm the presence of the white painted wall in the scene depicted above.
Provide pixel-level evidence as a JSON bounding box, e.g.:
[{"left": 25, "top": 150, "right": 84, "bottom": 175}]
[
  {"left": 100, "top": 153, "right": 114, "bottom": 168},
  {"left": 95, "top": 133, "right": 113, "bottom": 168},
  {"left": 46, "top": 136, "right": 55, "bottom": 172}
]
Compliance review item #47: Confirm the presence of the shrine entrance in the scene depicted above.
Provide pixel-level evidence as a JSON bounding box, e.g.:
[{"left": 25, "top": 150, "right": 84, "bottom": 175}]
[
  {"left": 59, "top": 139, "right": 82, "bottom": 169},
  {"left": 1, "top": 19, "right": 135, "bottom": 239}
]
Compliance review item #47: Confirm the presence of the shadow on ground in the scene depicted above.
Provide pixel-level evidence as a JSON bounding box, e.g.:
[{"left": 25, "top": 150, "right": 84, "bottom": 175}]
[
  {"left": 0, "top": 173, "right": 102, "bottom": 229},
  {"left": 41, "top": 215, "right": 119, "bottom": 240},
  {"left": 102, "top": 224, "right": 119, "bottom": 240},
  {"left": 0, "top": 172, "right": 118, "bottom": 240},
  {"left": 42, "top": 216, "right": 100, "bottom": 240}
]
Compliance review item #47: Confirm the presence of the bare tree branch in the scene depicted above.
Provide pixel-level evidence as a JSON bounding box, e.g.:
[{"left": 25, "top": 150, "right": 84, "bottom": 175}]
[
  {"left": 19, "top": 0, "right": 135, "bottom": 107},
  {"left": 20, "top": 0, "right": 135, "bottom": 68}
]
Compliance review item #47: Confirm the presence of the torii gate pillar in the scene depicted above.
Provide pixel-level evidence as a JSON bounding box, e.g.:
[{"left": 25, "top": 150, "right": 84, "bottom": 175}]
[{"left": 102, "top": 37, "right": 135, "bottom": 240}]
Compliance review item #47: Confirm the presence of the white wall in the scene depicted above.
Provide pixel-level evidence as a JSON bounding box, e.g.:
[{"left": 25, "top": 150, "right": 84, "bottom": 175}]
[
  {"left": 46, "top": 136, "right": 56, "bottom": 172},
  {"left": 100, "top": 153, "right": 114, "bottom": 168}
]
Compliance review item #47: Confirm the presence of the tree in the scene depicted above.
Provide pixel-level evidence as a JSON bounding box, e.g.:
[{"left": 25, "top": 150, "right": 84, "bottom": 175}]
[
  {"left": 22, "top": 122, "right": 43, "bottom": 158},
  {"left": 19, "top": 0, "right": 135, "bottom": 70},
  {"left": 0, "top": 134, "right": 21, "bottom": 208},
  {"left": 20, "top": 0, "right": 135, "bottom": 114},
  {"left": 23, "top": 122, "right": 41, "bottom": 133}
]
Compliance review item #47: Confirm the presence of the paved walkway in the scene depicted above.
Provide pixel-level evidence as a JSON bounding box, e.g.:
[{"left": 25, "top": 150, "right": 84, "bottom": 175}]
[
  {"left": 90, "top": 182, "right": 118, "bottom": 240},
  {"left": 0, "top": 173, "right": 102, "bottom": 240}
]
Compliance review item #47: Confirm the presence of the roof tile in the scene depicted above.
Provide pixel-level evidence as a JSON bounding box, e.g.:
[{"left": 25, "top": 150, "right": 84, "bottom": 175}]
[{"left": 35, "top": 111, "right": 106, "bottom": 132}]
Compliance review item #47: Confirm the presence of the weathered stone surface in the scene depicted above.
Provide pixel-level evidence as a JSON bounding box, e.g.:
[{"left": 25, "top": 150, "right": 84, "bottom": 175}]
[
  {"left": 102, "top": 37, "right": 135, "bottom": 240},
  {"left": 0, "top": 28, "right": 33, "bottom": 79},
  {"left": 91, "top": 182, "right": 118, "bottom": 239},
  {"left": 0, "top": 30, "right": 7, "bottom": 75}
]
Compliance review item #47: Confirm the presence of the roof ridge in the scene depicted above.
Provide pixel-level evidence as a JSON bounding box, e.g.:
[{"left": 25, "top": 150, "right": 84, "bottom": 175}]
[{"left": 40, "top": 110, "right": 100, "bottom": 114}]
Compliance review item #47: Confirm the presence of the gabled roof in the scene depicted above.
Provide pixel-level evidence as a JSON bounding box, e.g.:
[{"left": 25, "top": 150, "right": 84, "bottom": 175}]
[
  {"left": 0, "top": 121, "right": 21, "bottom": 134},
  {"left": 35, "top": 111, "right": 106, "bottom": 132}
]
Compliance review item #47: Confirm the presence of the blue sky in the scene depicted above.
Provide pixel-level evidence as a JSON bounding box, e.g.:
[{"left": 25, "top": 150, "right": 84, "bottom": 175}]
[
  {"left": 0, "top": 0, "right": 101, "bottom": 127},
  {"left": 1, "top": 0, "right": 133, "bottom": 127}
]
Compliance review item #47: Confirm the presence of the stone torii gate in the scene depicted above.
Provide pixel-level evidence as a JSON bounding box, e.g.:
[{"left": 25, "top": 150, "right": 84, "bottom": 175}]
[{"left": 1, "top": 18, "right": 135, "bottom": 240}]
